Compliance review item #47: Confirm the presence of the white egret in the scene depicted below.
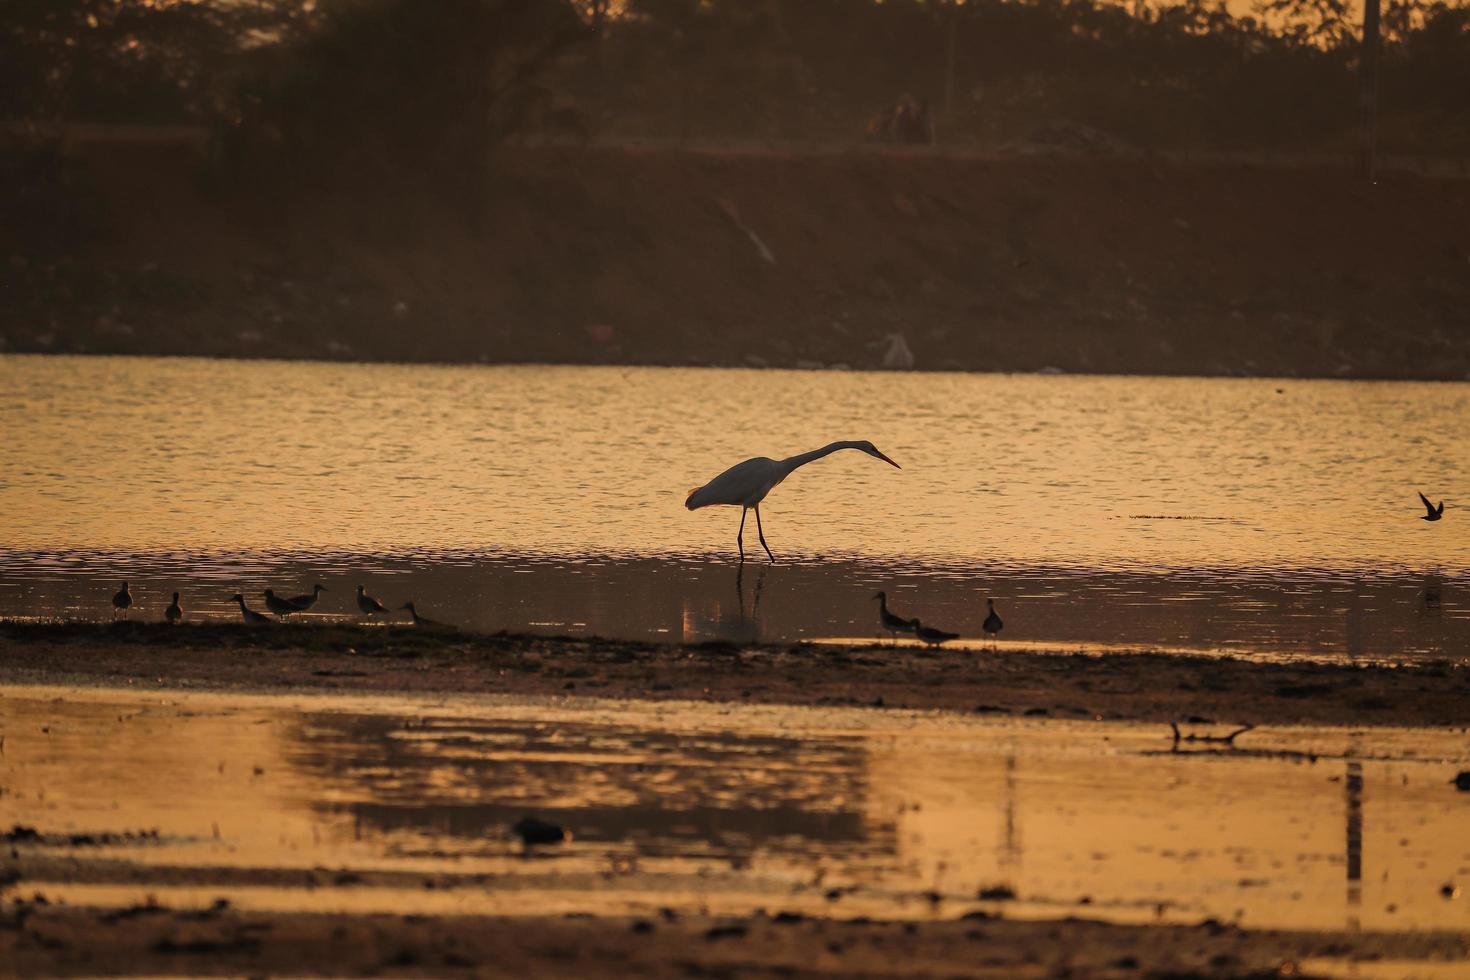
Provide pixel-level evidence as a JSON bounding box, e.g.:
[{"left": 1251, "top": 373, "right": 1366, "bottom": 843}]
[{"left": 685, "top": 440, "right": 900, "bottom": 562}]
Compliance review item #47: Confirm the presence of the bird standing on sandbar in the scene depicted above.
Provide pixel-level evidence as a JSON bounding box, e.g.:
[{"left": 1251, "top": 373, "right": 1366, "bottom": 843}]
[
  {"left": 263, "top": 589, "right": 301, "bottom": 619},
  {"left": 910, "top": 618, "right": 959, "bottom": 648},
  {"left": 231, "top": 593, "right": 271, "bottom": 624},
  {"left": 983, "top": 598, "right": 1004, "bottom": 644},
  {"left": 286, "top": 583, "right": 328, "bottom": 612},
  {"left": 399, "top": 601, "right": 448, "bottom": 628},
  {"left": 112, "top": 582, "right": 132, "bottom": 619},
  {"left": 165, "top": 592, "right": 183, "bottom": 624},
  {"left": 356, "top": 585, "right": 388, "bottom": 617},
  {"left": 685, "top": 440, "right": 901, "bottom": 562},
  {"left": 872, "top": 591, "right": 916, "bottom": 642},
  {"left": 1419, "top": 492, "right": 1445, "bottom": 522}
]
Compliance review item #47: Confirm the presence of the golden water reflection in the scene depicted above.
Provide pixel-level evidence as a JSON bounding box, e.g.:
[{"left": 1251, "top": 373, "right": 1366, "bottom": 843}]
[
  {"left": 4, "top": 687, "right": 1468, "bottom": 932},
  {"left": 2, "top": 355, "right": 1467, "bottom": 569}
]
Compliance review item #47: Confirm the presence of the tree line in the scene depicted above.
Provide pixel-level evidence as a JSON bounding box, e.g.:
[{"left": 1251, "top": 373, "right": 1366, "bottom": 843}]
[{"left": 2, "top": 0, "right": 1467, "bottom": 176}]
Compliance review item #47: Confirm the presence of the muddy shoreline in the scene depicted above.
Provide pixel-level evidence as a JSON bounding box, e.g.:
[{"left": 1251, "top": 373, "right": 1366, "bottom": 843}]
[
  {"left": 7, "top": 902, "right": 1468, "bottom": 978},
  {"left": 6, "top": 623, "right": 1469, "bottom": 977},
  {"left": 2, "top": 622, "right": 1467, "bottom": 729}
]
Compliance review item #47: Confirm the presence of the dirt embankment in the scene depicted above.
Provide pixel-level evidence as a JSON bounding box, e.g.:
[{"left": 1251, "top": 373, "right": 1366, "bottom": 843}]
[
  {"left": 3, "top": 623, "right": 1468, "bottom": 729},
  {"left": 4, "top": 143, "right": 1470, "bottom": 378}
]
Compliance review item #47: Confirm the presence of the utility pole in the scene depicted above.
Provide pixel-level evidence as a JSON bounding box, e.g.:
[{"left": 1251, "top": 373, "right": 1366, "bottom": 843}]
[{"left": 1357, "top": 0, "right": 1381, "bottom": 180}]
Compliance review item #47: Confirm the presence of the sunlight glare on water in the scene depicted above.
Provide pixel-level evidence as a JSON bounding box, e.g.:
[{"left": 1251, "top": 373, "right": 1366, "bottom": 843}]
[
  {"left": 2, "top": 355, "right": 1467, "bottom": 658},
  {"left": 3, "top": 354, "right": 1466, "bottom": 568}
]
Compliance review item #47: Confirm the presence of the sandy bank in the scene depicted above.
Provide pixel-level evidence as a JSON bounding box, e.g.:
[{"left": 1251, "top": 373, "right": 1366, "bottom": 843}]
[
  {"left": 4, "top": 145, "right": 1469, "bottom": 379},
  {"left": 2, "top": 622, "right": 1466, "bottom": 729}
]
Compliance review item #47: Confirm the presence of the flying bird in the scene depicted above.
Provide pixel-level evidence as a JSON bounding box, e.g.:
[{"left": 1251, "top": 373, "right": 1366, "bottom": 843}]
[
  {"left": 231, "top": 593, "right": 272, "bottom": 624},
  {"left": 286, "top": 583, "right": 328, "bottom": 611},
  {"left": 165, "top": 592, "right": 183, "bottom": 624},
  {"left": 111, "top": 581, "right": 132, "bottom": 618},
  {"left": 983, "top": 598, "right": 1004, "bottom": 642},
  {"left": 872, "top": 591, "right": 916, "bottom": 642},
  {"left": 910, "top": 618, "right": 959, "bottom": 647},
  {"left": 356, "top": 585, "right": 388, "bottom": 616},
  {"left": 685, "top": 440, "right": 900, "bottom": 562},
  {"left": 1418, "top": 492, "right": 1445, "bottom": 522}
]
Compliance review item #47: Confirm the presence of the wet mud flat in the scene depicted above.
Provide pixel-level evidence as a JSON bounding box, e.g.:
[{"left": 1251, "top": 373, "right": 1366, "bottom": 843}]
[
  {"left": 2, "top": 621, "right": 1469, "bottom": 728},
  {"left": 3, "top": 627, "right": 1470, "bottom": 977},
  {"left": 7, "top": 904, "right": 1469, "bottom": 978}
]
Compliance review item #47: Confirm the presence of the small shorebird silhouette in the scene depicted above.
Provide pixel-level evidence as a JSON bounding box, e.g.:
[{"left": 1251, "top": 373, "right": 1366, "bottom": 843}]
[
  {"left": 685, "top": 440, "right": 901, "bottom": 562},
  {"left": 286, "top": 583, "right": 328, "bottom": 611},
  {"left": 263, "top": 589, "right": 301, "bottom": 619},
  {"left": 983, "top": 598, "right": 1004, "bottom": 643},
  {"left": 1418, "top": 492, "right": 1445, "bottom": 522},
  {"left": 910, "top": 618, "right": 959, "bottom": 647},
  {"left": 872, "top": 591, "right": 916, "bottom": 642},
  {"left": 399, "top": 601, "right": 447, "bottom": 628},
  {"left": 112, "top": 581, "right": 132, "bottom": 618},
  {"left": 165, "top": 592, "right": 183, "bottom": 624},
  {"left": 231, "top": 593, "right": 271, "bottom": 624},
  {"left": 356, "top": 585, "right": 388, "bottom": 616}
]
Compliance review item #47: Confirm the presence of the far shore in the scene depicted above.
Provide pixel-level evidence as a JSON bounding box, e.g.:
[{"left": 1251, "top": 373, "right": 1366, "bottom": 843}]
[
  {"left": 5, "top": 147, "right": 1469, "bottom": 380},
  {"left": 3, "top": 622, "right": 1466, "bottom": 729}
]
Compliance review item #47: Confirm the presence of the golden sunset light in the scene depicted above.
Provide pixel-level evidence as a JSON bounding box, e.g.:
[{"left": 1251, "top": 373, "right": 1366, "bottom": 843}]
[{"left": 2, "top": 0, "right": 1468, "bottom": 976}]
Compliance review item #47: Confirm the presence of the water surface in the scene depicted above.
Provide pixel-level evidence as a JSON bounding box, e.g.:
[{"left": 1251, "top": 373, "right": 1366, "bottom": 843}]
[
  {"left": 4, "top": 686, "right": 1468, "bottom": 933},
  {"left": 2, "top": 355, "right": 1467, "bottom": 659}
]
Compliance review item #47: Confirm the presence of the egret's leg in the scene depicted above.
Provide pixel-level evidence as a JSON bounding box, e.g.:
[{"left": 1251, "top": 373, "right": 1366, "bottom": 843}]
[
  {"left": 754, "top": 504, "right": 775, "bottom": 563},
  {"left": 736, "top": 507, "right": 748, "bottom": 563}
]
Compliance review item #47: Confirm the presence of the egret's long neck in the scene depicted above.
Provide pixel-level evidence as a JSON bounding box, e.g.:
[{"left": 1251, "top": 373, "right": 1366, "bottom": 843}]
[{"left": 774, "top": 441, "right": 860, "bottom": 481}]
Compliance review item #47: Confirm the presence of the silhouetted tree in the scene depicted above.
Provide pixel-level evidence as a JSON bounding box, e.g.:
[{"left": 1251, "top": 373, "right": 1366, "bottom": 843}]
[{"left": 222, "top": 0, "right": 588, "bottom": 211}]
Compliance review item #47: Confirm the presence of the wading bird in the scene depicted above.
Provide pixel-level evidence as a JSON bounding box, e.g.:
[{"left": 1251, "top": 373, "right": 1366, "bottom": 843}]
[
  {"left": 263, "top": 589, "right": 301, "bottom": 619},
  {"left": 231, "top": 593, "right": 271, "bottom": 624},
  {"left": 399, "top": 601, "right": 447, "bottom": 628},
  {"left": 685, "top": 441, "right": 900, "bottom": 562},
  {"left": 165, "top": 592, "right": 183, "bottom": 624},
  {"left": 872, "top": 591, "right": 916, "bottom": 642},
  {"left": 910, "top": 618, "right": 959, "bottom": 647},
  {"left": 286, "top": 583, "right": 328, "bottom": 611},
  {"left": 983, "top": 598, "right": 1004, "bottom": 643},
  {"left": 356, "top": 585, "right": 388, "bottom": 616},
  {"left": 111, "top": 582, "right": 132, "bottom": 619},
  {"left": 1419, "top": 492, "right": 1445, "bottom": 522}
]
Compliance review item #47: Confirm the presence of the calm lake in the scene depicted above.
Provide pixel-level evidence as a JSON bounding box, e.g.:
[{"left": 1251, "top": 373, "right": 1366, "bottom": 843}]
[{"left": 2, "top": 354, "right": 1467, "bottom": 660}]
